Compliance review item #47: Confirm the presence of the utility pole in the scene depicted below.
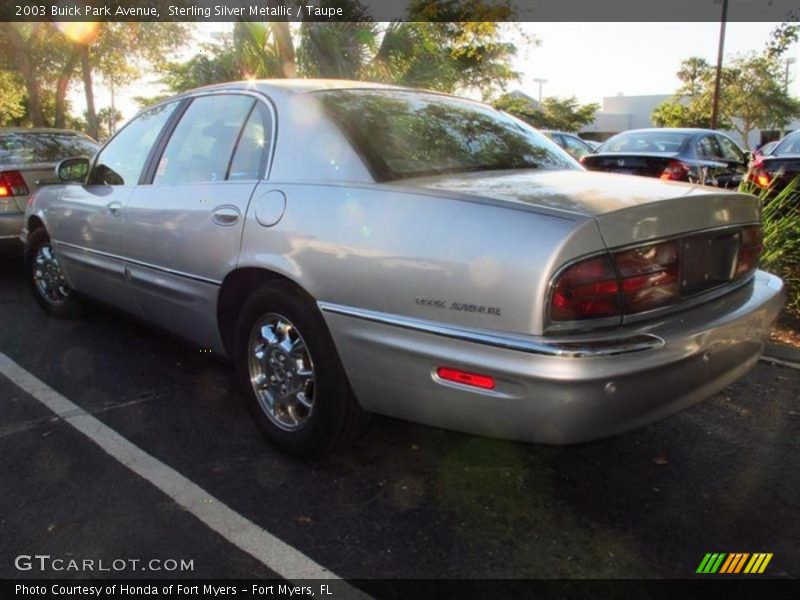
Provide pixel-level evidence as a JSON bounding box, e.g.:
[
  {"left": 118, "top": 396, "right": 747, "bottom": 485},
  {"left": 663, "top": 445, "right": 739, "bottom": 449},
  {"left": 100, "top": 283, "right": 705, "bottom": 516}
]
[
  {"left": 710, "top": 0, "right": 728, "bottom": 130},
  {"left": 532, "top": 78, "right": 548, "bottom": 104}
]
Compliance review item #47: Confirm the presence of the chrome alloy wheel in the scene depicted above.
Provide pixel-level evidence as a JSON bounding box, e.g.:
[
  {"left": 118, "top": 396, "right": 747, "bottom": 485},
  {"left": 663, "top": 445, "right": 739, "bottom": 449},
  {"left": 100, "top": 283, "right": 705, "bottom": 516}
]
[
  {"left": 248, "top": 313, "right": 315, "bottom": 431},
  {"left": 33, "top": 244, "right": 71, "bottom": 305}
]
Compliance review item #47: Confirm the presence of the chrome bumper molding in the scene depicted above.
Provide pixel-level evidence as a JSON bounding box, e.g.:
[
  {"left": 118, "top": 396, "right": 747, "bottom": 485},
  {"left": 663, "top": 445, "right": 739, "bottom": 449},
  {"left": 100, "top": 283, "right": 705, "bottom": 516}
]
[{"left": 318, "top": 301, "right": 664, "bottom": 358}]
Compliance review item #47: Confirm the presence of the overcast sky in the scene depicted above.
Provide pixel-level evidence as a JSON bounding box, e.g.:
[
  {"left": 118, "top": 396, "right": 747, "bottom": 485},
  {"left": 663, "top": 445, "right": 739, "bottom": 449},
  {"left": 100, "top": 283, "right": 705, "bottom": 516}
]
[
  {"left": 80, "top": 21, "right": 799, "bottom": 124},
  {"left": 512, "top": 22, "right": 799, "bottom": 106}
]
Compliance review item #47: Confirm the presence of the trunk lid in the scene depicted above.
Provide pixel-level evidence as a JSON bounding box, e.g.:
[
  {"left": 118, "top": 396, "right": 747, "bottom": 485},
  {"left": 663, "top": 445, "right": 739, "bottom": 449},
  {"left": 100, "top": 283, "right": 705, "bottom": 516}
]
[
  {"left": 402, "top": 169, "right": 759, "bottom": 247},
  {"left": 760, "top": 155, "right": 800, "bottom": 189}
]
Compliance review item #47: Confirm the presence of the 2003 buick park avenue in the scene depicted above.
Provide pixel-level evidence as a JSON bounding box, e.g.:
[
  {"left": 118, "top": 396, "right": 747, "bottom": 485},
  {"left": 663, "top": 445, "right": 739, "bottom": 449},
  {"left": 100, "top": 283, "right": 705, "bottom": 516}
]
[{"left": 23, "top": 80, "right": 784, "bottom": 456}]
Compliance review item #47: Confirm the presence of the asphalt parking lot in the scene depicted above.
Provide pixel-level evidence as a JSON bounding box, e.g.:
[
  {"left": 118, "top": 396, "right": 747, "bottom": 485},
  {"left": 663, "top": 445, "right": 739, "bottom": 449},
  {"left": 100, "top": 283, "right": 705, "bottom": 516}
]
[{"left": 1, "top": 246, "right": 798, "bottom": 583}]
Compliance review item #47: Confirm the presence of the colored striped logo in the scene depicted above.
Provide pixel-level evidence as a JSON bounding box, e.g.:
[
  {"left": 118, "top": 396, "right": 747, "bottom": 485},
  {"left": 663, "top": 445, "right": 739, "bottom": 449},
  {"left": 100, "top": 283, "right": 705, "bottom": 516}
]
[{"left": 696, "top": 553, "right": 773, "bottom": 574}]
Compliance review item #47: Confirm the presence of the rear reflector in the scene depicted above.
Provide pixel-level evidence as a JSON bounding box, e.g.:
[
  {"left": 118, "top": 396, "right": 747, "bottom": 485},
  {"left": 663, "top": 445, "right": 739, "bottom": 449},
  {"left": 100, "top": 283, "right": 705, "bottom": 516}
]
[
  {"left": 436, "top": 367, "right": 496, "bottom": 390},
  {"left": 659, "top": 160, "right": 690, "bottom": 181},
  {"left": 0, "top": 170, "right": 29, "bottom": 197}
]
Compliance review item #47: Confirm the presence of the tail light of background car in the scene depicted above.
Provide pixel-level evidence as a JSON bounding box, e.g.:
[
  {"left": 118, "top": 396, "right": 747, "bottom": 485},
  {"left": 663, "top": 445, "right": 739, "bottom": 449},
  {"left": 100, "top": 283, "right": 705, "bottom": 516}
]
[
  {"left": 659, "top": 160, "right": 690, "bottom": 181},
  {"left": 0, "top": 170, "right": 29, "bottom": 197},
  {"left": 549, "top": 227, "right": 762, "bottom": 323},
  {"left": 747, "top": 158, "right": 771, "bottom": 188}
]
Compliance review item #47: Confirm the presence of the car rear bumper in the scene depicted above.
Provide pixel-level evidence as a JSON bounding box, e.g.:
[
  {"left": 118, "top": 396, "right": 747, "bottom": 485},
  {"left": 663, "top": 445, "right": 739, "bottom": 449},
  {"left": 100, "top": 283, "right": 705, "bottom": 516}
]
[
  {"left": 320, "top": 270, "right": 785, "bottom": 444},
  {"left": 0, "top": 212, "right": 24, "bottom": 245}
]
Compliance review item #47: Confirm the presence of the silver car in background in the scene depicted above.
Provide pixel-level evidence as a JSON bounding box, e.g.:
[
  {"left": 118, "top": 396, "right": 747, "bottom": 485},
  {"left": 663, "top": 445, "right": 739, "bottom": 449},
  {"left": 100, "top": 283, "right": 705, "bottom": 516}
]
[
  {"left": 23, "top": 80, "right": 784, "bottom": 456},
  {"left": 0, "top": 128, "right": 97, "bottom": 247}
]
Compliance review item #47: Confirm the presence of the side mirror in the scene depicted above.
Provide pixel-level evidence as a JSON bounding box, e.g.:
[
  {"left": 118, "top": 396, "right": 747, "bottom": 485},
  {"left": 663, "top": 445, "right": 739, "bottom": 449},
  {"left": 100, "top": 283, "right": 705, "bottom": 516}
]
[{"left": 56, "top": 157, "right": 90, "bottom": 183}]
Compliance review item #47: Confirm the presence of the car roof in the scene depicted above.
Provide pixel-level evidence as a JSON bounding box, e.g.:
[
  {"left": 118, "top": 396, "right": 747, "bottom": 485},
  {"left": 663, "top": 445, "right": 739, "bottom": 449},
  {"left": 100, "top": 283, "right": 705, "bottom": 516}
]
[{"left": 172, "top": 78, "right": 432, "bottom": 101}]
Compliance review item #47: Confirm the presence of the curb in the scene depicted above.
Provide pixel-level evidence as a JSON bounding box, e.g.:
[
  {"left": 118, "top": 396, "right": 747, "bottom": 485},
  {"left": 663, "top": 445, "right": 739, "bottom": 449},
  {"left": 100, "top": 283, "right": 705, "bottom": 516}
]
[{"left": 762, "top": 343, "right": 800, "bottom": 370}]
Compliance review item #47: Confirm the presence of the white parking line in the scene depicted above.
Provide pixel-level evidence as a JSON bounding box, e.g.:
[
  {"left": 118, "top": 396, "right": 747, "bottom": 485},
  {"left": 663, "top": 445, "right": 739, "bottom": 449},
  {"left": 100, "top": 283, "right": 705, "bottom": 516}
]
[{"left": 0, "top": 352, "right": 370, "bottom": 595}]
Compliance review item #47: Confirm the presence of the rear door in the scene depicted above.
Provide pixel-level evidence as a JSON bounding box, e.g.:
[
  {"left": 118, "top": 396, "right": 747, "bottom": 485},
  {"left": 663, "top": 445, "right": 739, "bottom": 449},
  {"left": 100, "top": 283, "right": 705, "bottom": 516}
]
[
  {"left": 50, "top": 102, "right": 180, "bottom": 312},
  {"left": 123, "top": 93, "right": 273, "bottom": 350}
]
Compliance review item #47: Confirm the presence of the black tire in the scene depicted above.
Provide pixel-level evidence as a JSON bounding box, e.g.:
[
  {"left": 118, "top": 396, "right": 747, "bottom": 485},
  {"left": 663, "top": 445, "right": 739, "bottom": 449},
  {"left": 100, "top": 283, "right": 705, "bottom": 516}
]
[
  {"left": 235, "top": 281, "right": 371, "bottom": 457},
  {"left": 25, "top": 228, "right": 82, "bottom": 318}
]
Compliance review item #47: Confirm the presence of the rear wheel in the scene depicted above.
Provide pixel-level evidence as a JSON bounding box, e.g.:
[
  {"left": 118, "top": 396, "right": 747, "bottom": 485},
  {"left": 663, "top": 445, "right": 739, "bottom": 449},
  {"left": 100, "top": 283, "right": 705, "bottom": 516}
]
[
  {"left": 26, "top": 229, "right": 82, "bottom": 318},
  {"left": 235, "top": 282, "right": 370, "bottom": 457}
]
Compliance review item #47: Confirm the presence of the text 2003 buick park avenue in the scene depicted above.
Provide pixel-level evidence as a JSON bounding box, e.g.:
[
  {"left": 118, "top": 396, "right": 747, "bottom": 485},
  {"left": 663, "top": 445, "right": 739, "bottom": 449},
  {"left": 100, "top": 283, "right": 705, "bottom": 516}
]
[{"left": 23, "top": 80, "right": 784, "bottom": 456}]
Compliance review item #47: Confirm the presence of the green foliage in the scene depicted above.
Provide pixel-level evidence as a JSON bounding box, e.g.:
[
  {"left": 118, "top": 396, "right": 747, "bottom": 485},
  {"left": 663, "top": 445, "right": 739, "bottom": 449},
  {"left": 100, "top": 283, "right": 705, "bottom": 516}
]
[
  {"left": 495, "top": 94, "right": 599, "bottom": 132},
  {"left": 739, "top": 178, "right": 800, "bottom": 315},
  {"left": 163, "top": 12, "right": 521, "bottom": 98},
  {"left": 652, "top": 53, "right": 800, "bottom": 149},
  {"left": 0, "top": 70, "right": 26, "bottom": 125}
]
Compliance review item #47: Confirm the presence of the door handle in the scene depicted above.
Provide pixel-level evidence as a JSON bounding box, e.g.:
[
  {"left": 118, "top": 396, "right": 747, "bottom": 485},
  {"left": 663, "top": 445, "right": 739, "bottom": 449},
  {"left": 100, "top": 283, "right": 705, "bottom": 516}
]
[
  {"left": 212, "top": 205, "right": 240, "bottom": 226},
  {"left": 107, "top": 201, "right": 123, "bottom": 217}
]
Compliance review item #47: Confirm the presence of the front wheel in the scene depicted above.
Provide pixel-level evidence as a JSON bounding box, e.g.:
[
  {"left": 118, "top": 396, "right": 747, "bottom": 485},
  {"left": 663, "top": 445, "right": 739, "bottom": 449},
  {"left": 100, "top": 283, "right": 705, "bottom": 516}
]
[
  {"left": 25, "top": 229, "right": 82, "bottom": 318},
  {"left": 235, "top": 282, "right": 370, "bottom": 457}
]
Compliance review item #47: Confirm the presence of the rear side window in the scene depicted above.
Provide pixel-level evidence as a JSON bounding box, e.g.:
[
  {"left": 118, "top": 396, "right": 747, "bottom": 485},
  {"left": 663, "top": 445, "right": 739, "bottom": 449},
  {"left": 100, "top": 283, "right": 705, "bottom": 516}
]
[
  {"left": 154, "top": 95, "right": 255, "bottom": 186},
  {"left": 696, "top": 136, "right": 720, "bottom": 159},
  {"left": 0, "top": 132, "right": 98, "bottom": 165},
  {"left": 315, "top": 89, "right": 576, "bottom": 181},
  {"left": 91, "top": 102, "right": 178, "bottom": 186},
  {"left": 229, "top": 103, "right": 272, "bottom": 181}
]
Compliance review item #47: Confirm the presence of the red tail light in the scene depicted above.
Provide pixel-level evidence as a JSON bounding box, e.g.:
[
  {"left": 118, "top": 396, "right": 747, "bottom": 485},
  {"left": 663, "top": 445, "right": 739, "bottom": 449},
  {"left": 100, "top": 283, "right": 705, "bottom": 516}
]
[
  {"left": 659, "top": 160, "right": 690, "bottom": 181},
  {"left": 747, "top": 159, "right": 771, "bottom": 188},
  {"left": 578, "top": 156, "right": 586, "bottom": 165},
  {"left": 436, "top": 367, "right": 496, "bottom": 390},
  {"left": 550, "top": 255, "right": 620, "bottom": 321},
  {"left": 735, "top": 225, "right": 763, "bottom": 277},
  {"left": 614, "top": 241, "right": 680, "bottom": 314},
  {"left": 0, "top": 170, "right": 29, "bottom": 197}
]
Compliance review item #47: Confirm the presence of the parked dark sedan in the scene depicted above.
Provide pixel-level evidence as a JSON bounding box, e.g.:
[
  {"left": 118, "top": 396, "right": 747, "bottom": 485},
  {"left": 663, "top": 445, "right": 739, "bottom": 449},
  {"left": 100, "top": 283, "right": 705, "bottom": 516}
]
[
  {"left": 582, "top": 128, "right": 749, "bottom": 188},
  {"left": 1, "top": 128, "right": 98, "bottom": 246},
  {"left": 747, "top": 130, "right": 800, "bottom": 195}
]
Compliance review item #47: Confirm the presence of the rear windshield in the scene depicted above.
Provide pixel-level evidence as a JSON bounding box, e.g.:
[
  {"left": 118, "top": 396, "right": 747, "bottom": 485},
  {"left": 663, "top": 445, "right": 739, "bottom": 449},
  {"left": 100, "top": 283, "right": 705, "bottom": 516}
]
[
  {"left": 600, "top": 131, "right": 689, "bottom": 154},
  {"left": 0, "top": 132, "right": 98, "bottom": 165},
  {"left": 315, "top": 89, "right": 577, "bottom": 181},
  {"left": 773, "top": 133, "right": 800, "bottom": 155}
]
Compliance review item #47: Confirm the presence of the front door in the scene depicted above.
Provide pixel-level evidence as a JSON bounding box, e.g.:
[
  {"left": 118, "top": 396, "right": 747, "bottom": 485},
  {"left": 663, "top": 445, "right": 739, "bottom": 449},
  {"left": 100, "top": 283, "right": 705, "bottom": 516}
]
[
  {"left": 51, "top": 101, "right": 180, "bottom": 313},
  {"left": 123, "top": 94, "right": 273, "bottom": 351}
]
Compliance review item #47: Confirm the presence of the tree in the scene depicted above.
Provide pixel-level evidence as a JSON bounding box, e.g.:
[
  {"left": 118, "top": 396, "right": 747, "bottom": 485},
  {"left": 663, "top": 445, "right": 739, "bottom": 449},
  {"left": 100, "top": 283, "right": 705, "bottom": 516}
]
[
  {"left": 651, "top": 53, "right": 800, "bottom": 147},
  {"left": 0, "top": 22, "right": 189, "bottom": 136},
  {"left": 0, "top": 70, "right": 26, "bottom": 126},
  {"left": 717, "top": 53, "right": 800, "bottom": 147},
  {"left": 496, "top": 94, "right": 599, "bottom": 132},
  {"left": 161, "top": 4, "right": 522, "bottom": 99}
]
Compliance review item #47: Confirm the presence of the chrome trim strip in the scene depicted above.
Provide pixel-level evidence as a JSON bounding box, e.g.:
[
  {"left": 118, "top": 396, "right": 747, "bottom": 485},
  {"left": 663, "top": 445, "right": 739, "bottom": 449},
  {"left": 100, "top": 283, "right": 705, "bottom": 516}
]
[
  {"left": 318, "top": 302, "right": 664, "bottom": 358},
  {"left": 56, "top": 241, "right": 222, "bottom": 286}
]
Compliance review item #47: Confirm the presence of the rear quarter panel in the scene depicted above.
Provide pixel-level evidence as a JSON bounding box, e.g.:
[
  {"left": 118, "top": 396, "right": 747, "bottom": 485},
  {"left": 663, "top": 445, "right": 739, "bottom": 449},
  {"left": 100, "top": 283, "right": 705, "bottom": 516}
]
[{"left": 238, "top": 182, "right": 604, "bottom": 336}]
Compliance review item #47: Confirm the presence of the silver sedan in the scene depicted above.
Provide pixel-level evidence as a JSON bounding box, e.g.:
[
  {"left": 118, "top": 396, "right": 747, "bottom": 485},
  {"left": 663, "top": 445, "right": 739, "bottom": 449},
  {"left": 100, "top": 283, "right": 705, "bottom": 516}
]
[{"left": 23, "top": 80, "right": 784, "bottom": 456}]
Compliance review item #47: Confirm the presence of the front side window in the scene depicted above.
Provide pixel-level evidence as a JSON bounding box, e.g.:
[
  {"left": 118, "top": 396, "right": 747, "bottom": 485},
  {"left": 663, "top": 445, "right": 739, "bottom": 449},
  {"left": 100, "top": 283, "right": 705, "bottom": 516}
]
[
  {"left": 715, "top": 135, "right": 745, "bottom": 162},
  {"left": 91, "top": 102, "right": 178, "bottom": 186},
  {"left": 315, "top": 90, "right": 577, "bottom": 181},
  {"left": 153, "top": 95, "right": 255, "bottom": 186}
]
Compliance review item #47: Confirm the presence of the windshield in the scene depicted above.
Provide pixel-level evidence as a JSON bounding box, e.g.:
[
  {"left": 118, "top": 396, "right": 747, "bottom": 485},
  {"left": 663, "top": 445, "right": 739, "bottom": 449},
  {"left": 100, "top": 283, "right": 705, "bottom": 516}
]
[
  {"left": 315, "top": 89, "right": 578, "bottom": 181},
  {"left": 0, "top": 132, "right": 98, "bottom": 165},
  {"left": 599, "top": 131, "right": 689, "bottom": 154}
]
